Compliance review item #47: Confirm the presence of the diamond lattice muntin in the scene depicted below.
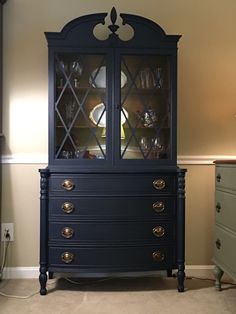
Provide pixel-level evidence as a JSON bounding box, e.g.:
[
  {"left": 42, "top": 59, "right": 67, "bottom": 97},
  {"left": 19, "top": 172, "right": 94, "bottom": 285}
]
[
  {"left": 55, "top": 54, "right": 107, "bottom": 160},
  {"left": 120, "top": 55, "right": 171, "bottom": 160}
]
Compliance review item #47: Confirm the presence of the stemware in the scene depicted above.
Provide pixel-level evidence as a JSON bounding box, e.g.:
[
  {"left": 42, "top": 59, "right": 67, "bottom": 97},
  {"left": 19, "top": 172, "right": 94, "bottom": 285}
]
[
  {"left": 153, "top": 67, "right": 163, "bottom": 88},
  {"left": 56, "top": 60, "right": 68, "bottom": 88},
  {"left": 70, "top": 60, "right": 83, "bottom": 88}
]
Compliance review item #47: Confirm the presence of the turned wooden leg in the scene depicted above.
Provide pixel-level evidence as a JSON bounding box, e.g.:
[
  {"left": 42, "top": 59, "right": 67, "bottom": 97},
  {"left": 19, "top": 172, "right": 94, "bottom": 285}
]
[
  {"left": 39, "top": 266, "right": 48, "bottom": 295},
  {"left": 214, "top": 265, "right": 224, "bottom": 291},
  {"left": 177, "top": 266, "right": 185, "bottom": 292}
]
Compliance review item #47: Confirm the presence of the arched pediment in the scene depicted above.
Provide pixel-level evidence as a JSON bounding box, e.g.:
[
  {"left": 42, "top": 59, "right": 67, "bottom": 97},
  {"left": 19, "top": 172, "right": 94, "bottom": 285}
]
[{"left": 45, "top": 8, "right": 180, "bottom": 48}]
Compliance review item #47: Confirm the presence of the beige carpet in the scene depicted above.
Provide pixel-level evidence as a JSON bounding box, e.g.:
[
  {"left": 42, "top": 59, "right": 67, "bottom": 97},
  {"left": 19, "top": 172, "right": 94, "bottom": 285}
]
[{"left": 0, "top": 276, "right": 235, "bottom": 314}]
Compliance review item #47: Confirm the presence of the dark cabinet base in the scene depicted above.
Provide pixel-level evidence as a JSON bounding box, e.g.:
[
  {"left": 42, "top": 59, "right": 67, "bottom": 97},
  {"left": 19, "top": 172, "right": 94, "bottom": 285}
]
[
  {"left": 39, "top": 168, "right": 186, "bottom": 295},
  {"left": 39, "top": 268, "right": 185, "bottom": 296}
]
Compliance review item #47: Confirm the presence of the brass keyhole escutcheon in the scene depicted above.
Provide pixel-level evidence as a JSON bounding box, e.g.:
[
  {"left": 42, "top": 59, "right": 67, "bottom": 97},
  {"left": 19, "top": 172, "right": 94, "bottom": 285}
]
[
  {"left": 62, "top": 179, "right": 75, "bottom": 191},
  {"left": 153, "top": 201, "right": 165, "bottom": 213},
  {"left": 62, "top": 202, "right": 75, "bottom": 214},
  {"left": 61, "top": 227, "right": 74, "bottom": 239},
  {"left": 152, "top": 251, "right": 165, "bottom": 262},
  {"left": 61, "top": 252, "right": 74, "bottom": 264},
  {"left": 152, "top": 226, "right": 165, "bottom": 237},
  {"left": 153, "top": 179, "right": 166, "bottom": 190}
]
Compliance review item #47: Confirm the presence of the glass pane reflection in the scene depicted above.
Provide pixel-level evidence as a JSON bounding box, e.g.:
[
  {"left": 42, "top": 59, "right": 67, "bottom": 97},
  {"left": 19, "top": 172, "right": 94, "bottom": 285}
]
[
  {"left": 120, "top": 54, "right": 171, "bottom": 160},
  {"left": 55, "top": 54, "right": 107, "bottom": 160}
]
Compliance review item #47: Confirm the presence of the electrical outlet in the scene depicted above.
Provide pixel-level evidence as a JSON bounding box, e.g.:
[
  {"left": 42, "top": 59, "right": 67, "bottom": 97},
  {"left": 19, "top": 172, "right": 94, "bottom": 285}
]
[{"left": 1, "top": 223, "right": 14, "bottom": 242}]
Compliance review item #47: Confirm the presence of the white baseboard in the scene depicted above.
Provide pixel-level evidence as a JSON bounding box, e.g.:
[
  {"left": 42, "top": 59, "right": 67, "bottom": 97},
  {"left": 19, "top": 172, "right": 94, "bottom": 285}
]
[
  {"left": 1, "top": 267, "right": 39, "bottom": 279},
  {"left": 185, "top": 265, "right": 215, "bottom": 279},
  {"left": 2, "top": 265, "right": 216, "bottom": 280}
]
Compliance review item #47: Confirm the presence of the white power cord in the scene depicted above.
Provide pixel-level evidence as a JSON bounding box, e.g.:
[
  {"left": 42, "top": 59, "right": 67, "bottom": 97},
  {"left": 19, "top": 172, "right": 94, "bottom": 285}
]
[
  {"left": 0, "top": 238, "right": 57, "bottom": 299},
  {"left": 0, "top": 238, "right": 10, "bottom": 280},
  {"left": 0, "top": 290, "right": 40, "bottom": 299}
]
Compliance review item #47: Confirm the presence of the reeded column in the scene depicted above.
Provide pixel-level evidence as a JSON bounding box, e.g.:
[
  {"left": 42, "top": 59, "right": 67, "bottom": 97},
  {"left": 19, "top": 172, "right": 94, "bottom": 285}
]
[
  {"left": 39, "top": 169, "right": 49, "bottom": 295},
  {"left": 177, "top": 169, "right": 186, "bottom": 292}
]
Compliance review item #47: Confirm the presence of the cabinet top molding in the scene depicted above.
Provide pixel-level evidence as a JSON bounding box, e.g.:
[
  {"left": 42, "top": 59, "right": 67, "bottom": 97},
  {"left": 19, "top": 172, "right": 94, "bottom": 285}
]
[{"left": 45, "top": 7, "right": 181, "bottom": 49}]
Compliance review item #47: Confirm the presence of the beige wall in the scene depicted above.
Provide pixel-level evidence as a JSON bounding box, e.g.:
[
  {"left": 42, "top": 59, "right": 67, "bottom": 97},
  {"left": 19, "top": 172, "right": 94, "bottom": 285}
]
[{"left": 1, "top": 0, "right": 236, "bottom": 267}]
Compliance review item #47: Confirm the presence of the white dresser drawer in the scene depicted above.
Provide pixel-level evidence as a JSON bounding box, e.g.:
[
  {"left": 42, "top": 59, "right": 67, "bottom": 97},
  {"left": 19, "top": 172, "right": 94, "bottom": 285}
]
[
  {"left": 215, "top": 190, "right": 236, "bottom": 232},
  {"left": 215, "top": 165, "right": 236, "bottom": 191},
  {"left": 214, "top": 226, "right": 236, "bottom": 278}
]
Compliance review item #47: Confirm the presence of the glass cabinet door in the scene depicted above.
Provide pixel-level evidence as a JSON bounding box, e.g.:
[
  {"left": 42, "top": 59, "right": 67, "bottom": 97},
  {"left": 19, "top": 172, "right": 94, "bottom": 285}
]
[
  {"left": 54, "top": 53, "right": 108, "bottom": 160},
  {"left": 119, "top": 54, "right": 171, "bottom": 160}
]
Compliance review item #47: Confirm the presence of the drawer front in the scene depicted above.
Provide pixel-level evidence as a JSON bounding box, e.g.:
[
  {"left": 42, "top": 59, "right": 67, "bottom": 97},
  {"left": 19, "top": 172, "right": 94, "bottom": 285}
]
[
  {"left": 49, "top": 221, "right": 175, "bottom": 243},
  {"left": 216, "top": 165, "right": 236, "bottom": 191},
  {"left": 214, "top": 226, "right": 236, "bottom": 275},
  {"left": 48, "top": 245, "right": 176, "bottom": 270},
  {"left": 49, "top": 196, "right": 176, "bottom": 220},
  {"left": 215, "top": 190, "right": 236, "bottom": 232},
  {"left": 49, "top": 174, "right": 176, "bottom": 195}
]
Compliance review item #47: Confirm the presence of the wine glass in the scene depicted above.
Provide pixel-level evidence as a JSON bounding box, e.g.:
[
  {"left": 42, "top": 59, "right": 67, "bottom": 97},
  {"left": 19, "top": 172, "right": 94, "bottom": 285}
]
[
  {"left": 153, "top": 67, "right": 163, "bottom": 88},
  {"left": 70, "top": 60, "right": 83, "bottom": 88},
  {"left": 56, "top": 60, "right": 68, "bottom": 88},
  {"left": 151, "top": 137, "right": 163, "bottom": 158}
]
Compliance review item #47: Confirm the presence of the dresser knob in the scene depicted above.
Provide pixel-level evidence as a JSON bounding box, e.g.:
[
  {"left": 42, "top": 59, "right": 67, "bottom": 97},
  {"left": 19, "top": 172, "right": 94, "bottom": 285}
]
[
  {"left": 153, "top": 179, "right": 166, "bottom": 190},
  {"left": 152, "top": 251, "right": 165, "bottom": 262},
  {"left": 62, "top": 202, "right": 75, "bottom": 214},
  {"left": 216, "top": 202, "right": 221, "bottom": 213},
  {"left": 62, "top": 179, "right": 75, "bottom": 191},
  {"left": 215, "top": 239, "right": 221, "bottom": 250},
  {"left": 61, "top": 227, "right": 74, "bottom": 239},
  {"left": 216, "top": 174, "right": 221, "bottom": 183},
  {"left": 61, "top": 252, "right": 74, "bottom": 263},
  {"left": 152, "top": 226, "right": 165, "bottom": 237},
  {"left": 153, "top": 201, "right": 165, "bottom": 213}
]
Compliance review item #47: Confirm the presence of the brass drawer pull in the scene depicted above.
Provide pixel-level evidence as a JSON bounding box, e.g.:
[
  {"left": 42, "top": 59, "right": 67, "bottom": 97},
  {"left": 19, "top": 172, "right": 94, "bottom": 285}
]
[
  {"left": 61, "top": 252, "right": 74, "bottom": 264},
  {"left": 215, "top": 239, "right": 221, "bottom": 250},
  {"left": 62, "top": 179, "right": 75, "bottom": 191},
  {"left": 152, "top": 226, "right": 165, "bottom": 237},
  {"left": 153, "top": 201, "right": 165, "bottom": 213},
  {"left": 61, "top": 227, "right": 74, "bottom": 239},
  {"left": 216, "top": 202, "right": 221, "bottom": 213},
  {"left": 153, "top": 179, "right": 166, "bottom": 190},
  {"left": 152, "top": 251, "right": 165, "bottom": 262},
  {"left": 216, "top": 174, "right": 221, "bottom": 183},
  {"left": 62, "top": 202, "right": 75, "bottom": 214}
]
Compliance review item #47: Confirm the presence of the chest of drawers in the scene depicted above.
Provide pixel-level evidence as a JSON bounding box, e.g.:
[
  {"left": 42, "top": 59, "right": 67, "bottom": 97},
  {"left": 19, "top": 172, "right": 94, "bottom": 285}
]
[
  {"left": 39, "top": 169, "right": 186, "bottom": 294},
  {"left": 213, "top": 161, "right": 236, "bottom": 290}
]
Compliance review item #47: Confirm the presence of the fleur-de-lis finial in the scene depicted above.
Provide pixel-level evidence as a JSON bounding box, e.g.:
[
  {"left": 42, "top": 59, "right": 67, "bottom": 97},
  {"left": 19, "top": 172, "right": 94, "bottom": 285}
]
[{"left": 108, "top": 7, "right": 119, "bottom": 34}]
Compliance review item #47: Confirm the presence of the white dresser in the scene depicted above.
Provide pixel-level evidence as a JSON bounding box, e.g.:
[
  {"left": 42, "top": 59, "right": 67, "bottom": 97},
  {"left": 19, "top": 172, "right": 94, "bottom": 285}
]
[{"left": 213, "top": 161, "right": 236, "bottom": 290}]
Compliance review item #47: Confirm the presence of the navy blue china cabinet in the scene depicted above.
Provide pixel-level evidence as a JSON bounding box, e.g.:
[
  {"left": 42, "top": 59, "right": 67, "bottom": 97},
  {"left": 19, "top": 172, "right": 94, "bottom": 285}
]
[{"left": 39, "top": 8, "right": 186, "bottom": 295}]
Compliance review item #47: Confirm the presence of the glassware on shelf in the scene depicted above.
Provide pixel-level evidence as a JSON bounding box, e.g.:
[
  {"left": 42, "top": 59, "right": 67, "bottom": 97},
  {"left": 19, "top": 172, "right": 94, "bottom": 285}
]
[
  {"left": 151, "top": 137, "right": 164, "bottom": 158},
  {"left": 140, "top": 136, "right": 149, "bottom": 151},
  {"left": 61, "top": 150, "right": 73, "bottom": 159},
  {"left": 153, "top": 67, "right": 163, "bottom": 88},
  {"left": 65, "top": 102, "right": 77, "bottom": 127},
  {"left": 140, "top": 68, "right": 153, "bottom": 89},
  {"left": 69, "top": 60, "right": 83, "bottom": 88},
  {"left": 137, "top": 107, "right": 157, "bottom": 128},
  {"left": 56, "top": 60, "right": 68, "bottom": 88}
]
